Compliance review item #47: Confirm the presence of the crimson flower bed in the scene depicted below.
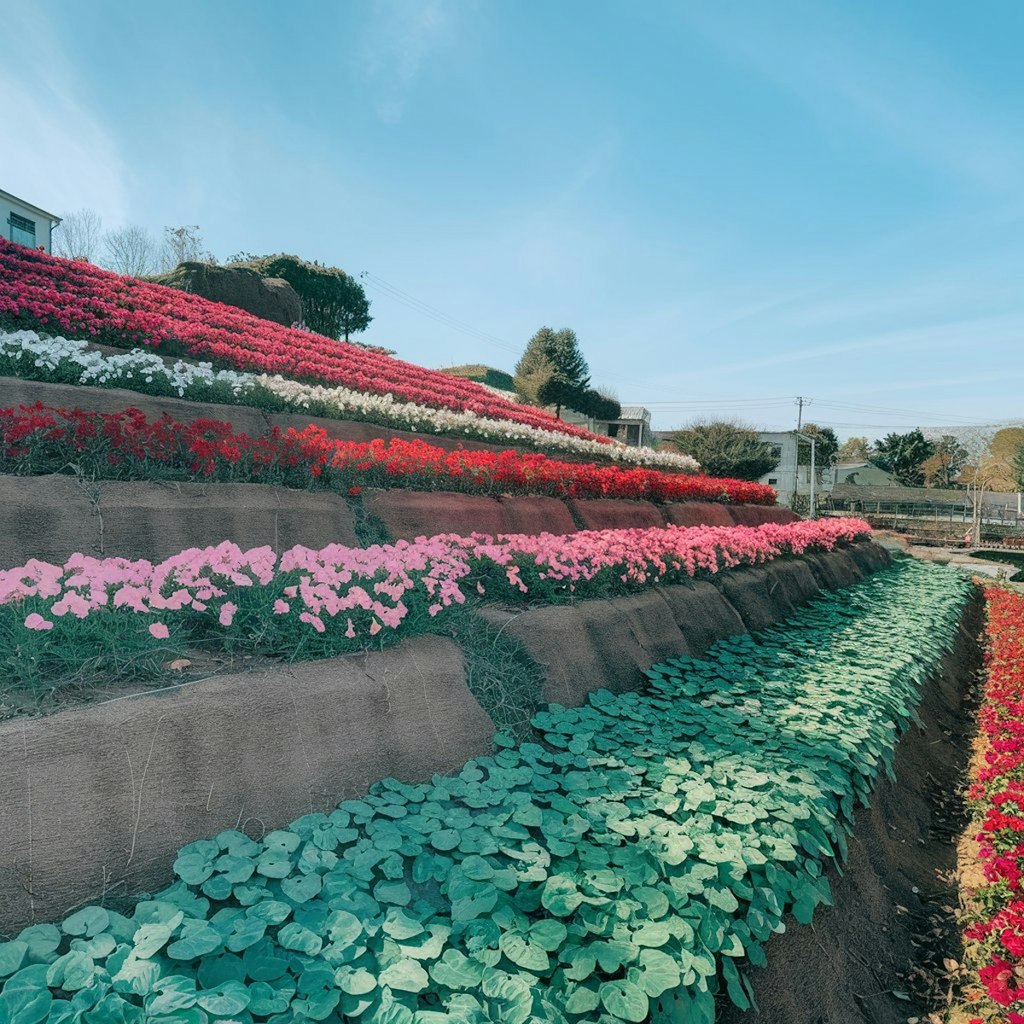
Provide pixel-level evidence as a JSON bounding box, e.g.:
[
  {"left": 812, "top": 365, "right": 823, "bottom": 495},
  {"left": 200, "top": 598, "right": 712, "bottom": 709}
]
[
  {"left": 0, "top": 403, "right": 777, "bottom": 504},
  {"left": 962, "top": 587, "right": 1024, "bottom": 1023},
  {"left": 0, "top": 239, "right": 604, "bottom": 444}
]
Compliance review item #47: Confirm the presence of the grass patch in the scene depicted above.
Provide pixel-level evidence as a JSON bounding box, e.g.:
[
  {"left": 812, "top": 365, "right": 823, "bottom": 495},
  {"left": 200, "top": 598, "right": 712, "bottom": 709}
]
[
  {"left": 347, "top": 491, "right": 393, "bottom": 548},
  {"left": 441, "top": 609, "right": 546, "bottom": 741}
]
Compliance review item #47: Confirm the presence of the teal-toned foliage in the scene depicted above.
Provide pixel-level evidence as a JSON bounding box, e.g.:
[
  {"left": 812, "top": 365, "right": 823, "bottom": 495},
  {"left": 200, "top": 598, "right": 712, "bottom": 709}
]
[{"left": 0, "top": 560, "right": 971, "bottom": 1024}]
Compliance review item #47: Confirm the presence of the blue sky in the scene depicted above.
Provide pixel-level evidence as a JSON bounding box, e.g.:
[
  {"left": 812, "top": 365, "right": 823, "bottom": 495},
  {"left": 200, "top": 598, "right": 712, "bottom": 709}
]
[{"left": 4, "top": 0, "right": 1023, "bottom": 437}]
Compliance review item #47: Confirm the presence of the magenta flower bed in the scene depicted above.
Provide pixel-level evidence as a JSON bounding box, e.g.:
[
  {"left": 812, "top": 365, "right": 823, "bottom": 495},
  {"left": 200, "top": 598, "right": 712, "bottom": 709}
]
[{"left": 0, "top": 239, "right": 606, "bottom": 444}]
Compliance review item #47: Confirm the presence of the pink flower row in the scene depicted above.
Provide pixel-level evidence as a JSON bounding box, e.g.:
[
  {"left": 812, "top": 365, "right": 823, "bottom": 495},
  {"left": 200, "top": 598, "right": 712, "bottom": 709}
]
[{"left": 2, "top": 519, "right": 871, "bottom": 645}]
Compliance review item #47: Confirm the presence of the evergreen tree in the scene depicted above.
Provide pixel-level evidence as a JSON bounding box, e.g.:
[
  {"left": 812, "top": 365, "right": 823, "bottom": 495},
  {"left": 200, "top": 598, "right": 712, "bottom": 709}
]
[
  {"left": 870, "top": 429, "right": 935, "bottom": 486},
  {"left": 578, "top": 388, "right": 621, "bottom": 422},
  {"left": 515, "top": 326, "right": 591, "bottom": 418},
  {"left": 538, "top": 329, "right": 590, "bottom": 418},
  {"left": 1013, "top": 444, "right": 1024, "bottom": 493}
]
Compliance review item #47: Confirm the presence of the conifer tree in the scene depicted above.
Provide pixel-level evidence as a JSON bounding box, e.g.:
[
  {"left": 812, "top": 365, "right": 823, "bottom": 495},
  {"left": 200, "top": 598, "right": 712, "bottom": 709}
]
[{"left": 514, "top": 326, "right": 592, "bottom": 418}]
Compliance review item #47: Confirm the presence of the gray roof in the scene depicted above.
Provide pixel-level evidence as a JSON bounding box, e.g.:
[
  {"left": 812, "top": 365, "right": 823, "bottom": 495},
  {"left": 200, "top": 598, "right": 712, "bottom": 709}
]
[
  {"left": 831, "top": 483, "right": 1021, "bottom": 507},
  {"left": 618, "top": 406, "right": 649, "bottom": 421},
  {"left": 0, "top": 188, "right": 61, "bottom": 223}
]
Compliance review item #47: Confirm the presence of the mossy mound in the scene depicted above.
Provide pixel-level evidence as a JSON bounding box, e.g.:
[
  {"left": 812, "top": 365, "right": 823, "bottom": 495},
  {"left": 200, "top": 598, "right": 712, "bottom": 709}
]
[
  {"left": 150, "top": 262, "right": 302, "bottom": 326},
  {"left": 439, "top": 364, "right": 516, "bottom": 392}
]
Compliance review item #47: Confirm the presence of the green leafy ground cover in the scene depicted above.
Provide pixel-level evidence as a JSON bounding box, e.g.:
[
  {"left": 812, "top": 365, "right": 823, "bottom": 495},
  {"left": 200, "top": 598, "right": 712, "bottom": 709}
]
[{"left": 0, "top": 559, "right": 972, "bottom": 1024}]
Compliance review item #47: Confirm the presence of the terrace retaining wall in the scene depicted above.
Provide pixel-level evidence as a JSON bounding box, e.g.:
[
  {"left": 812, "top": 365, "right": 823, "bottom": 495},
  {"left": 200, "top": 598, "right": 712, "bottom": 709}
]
[
  {"left": 0, "top": 473, "right": 796, "bottom": 565},
  {"left": 0, "top": 475, "right": 360, "bottom": 565},
  {"left": 479, "top": 542, "right": 889, "bottom": 707},
  {"left": 0, "top": 542, "right": 887, "bottom": 931}
]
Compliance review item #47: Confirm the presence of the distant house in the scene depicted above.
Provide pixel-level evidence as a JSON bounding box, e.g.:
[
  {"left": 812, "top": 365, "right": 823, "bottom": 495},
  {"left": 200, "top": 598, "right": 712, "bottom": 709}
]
[
  {"left": 598, "top": 406, "right": 652, "bottom": 447},
  {"left": 756, "top": 431, "right": 838, "bottom": 508},
  {"left": 564, "top": 405, "right": 653, "bottom": 447},
  {"left": 0, "top": 188, "right": 61, "bottom": 253}
]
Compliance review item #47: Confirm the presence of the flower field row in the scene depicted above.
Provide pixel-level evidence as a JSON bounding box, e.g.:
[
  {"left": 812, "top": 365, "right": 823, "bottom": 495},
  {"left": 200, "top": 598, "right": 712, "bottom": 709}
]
[
  {"left": 0, "top": 329, "right": 701, "bottom": 471},
  {"left": 0, "top": 240, "right": 606, "bottom": 444},
  {"left": 0, "top": 518, "right": 866, "bottom": 691},
  {"left": 0, "top": 558, "right": 972, "bottom": 1024},
  {"left": 0, "top": 402, "right": 776, "bottom": 504},
  {"left": 961, "top": 587, "right": 1024, "bottom": 1023}
]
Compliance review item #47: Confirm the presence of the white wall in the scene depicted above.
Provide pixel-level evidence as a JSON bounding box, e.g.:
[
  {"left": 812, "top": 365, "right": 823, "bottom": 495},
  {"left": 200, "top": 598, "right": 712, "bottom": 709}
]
[
  {"left": 0, "top": 194, "right": 55, "bottom": 252},
  {"left": 758, "top": 431, "right": 837, "bottom": 507}
]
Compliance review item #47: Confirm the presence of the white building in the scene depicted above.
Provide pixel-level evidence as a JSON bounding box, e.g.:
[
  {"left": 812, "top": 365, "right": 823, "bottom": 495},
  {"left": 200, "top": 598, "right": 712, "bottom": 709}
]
[
  {"left": 757, "top": 431, "right": 838, "bottom": 508},
  {"left": 1, "top": 189, "right": 61, "bottom": 253}
]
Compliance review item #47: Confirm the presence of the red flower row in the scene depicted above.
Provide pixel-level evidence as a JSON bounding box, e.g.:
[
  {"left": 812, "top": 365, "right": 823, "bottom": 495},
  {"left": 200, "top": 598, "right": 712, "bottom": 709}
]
[
  {"left": 0, "top": 239, "right": 609, "bottom": 445},
  {"left": 0, "top": 402, "right": 778, "bottom": 505},
  {"left": 964, "top": 588, "right": 1024, "bottom": 1023}
]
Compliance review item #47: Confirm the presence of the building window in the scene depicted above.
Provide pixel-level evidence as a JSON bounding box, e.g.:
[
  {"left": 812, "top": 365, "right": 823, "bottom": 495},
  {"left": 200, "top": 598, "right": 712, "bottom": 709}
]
[
  {"left": 770, "top": 445, "right": 783, "bottom": 460},
  {"left": 8, "top": 213, "right": 36, "bottom": 247},
  {"left": 607, "top": 423, "right": 620, "bottom": 438},
  {"left": 768, "top": 478, "right": 779, "bottom": 485}
]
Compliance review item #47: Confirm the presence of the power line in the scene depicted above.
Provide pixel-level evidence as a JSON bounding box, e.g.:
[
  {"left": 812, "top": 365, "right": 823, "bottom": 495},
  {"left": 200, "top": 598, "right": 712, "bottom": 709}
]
[
  {"left": 637, "top": 398, "right": 796, "bottom": 407},
  {"left": 360, "top": 272, "right": 522, "bottom": 355},
  {"left": 810, "top": 399, "right": 995, "bottom": 425},
  {"left": 634, "top": 395, "right": 1009, "bottom": 428}
]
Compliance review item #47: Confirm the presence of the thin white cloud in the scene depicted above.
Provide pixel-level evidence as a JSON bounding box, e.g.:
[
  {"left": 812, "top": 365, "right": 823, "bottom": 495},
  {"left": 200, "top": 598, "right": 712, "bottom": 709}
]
[
  {"left": 0, "top": 6, "right": 127, "bottom": 223},
  {"left": 358, "top": 0, "right": 463, "bottom": 123},
  {"left": 683, "top": 311, "right": 1024, "bottom": 381}
]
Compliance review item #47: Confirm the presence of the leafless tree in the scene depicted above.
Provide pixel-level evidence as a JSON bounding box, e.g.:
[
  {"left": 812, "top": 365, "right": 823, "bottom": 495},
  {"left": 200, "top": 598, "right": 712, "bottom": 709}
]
[
  {"left": 957, "top": 427, "right": 1004, "bottom": 542},
  {"left": 103, "top": 225, "right": 158, "bottom": 277},
  {"left": 53, "top": 209, "right": 103, "bottom": 261},
  {"left": 160, "top": 225, "right": 217, "bottom": 271}
]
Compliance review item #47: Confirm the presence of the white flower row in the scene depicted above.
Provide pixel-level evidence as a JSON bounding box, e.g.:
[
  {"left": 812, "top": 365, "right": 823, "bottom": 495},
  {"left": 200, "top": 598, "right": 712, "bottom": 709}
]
[
  {"left": 253, "top": 374, "right": 701, "bottom": 470},
  {"left": 0, "top": 329, "right": 701, "bottom": 472},
  {"left": 0, "top": 329, "right": 253, "bottom": 397}
]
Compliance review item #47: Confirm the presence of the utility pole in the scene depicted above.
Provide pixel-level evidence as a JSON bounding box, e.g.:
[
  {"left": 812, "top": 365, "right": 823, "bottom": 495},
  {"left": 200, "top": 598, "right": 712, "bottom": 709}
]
[
  {"left": 795, "top": 395, "right": 811, "bottom": 431},
  {"left": 793, "top": 397, "right": 812, "bottom": 512}
]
